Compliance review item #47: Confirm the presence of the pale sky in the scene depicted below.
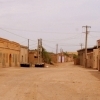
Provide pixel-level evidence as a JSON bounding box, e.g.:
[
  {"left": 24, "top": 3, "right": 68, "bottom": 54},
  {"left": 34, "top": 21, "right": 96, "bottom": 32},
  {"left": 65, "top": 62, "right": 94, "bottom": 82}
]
[{"left": 0, "top": 0, "right": 100, "bottom": 53}]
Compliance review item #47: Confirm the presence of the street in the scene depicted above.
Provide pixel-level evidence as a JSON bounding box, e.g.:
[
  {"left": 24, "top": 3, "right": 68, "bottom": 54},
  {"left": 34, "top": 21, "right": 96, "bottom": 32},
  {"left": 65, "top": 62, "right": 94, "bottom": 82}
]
[{"left": 0, "top": 62, "right": 100, "bottom": 100}]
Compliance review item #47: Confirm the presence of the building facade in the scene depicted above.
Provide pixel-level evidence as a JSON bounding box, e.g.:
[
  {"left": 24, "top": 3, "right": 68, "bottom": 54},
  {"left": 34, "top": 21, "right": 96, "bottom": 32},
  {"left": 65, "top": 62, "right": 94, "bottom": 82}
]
[
  {"left": 77, "top": 48, "right": 93, "bottom": 67},
  {"left": 98, "top": 49, "right": 100, "bottom": 71},
  {"left": 29, "top": 50, "right": 38, "bottom": 65},
  {"left": 20, "top": 45, "right": 28, "bottom": 64},
  {"left": 0, "top": 38, "right": 20, "bottom": 68},
  {"left": 66, "top": 52, "right": 78, "bottom": 62},
  {"left": 48, "top": 53, "right": 57, "bottom": 63},
  {"left": 77, "top": 46, "right": 100, "bottom": 70},
  {"left": 57, "top": 53, "right": 67, "bottom": 63}
]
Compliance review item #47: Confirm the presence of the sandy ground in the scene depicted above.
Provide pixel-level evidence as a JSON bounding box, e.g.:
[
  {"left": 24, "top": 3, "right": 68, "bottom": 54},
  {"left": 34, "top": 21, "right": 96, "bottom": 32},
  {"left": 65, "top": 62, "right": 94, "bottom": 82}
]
[{"left": 0, "top": 62, "right": 100, "bottom": 100}]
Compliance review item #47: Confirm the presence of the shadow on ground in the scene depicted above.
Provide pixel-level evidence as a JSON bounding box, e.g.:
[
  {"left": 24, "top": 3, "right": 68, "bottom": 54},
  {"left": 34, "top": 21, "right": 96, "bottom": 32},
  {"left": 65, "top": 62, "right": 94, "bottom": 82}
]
[{"left": 88, "top": 70, "right": 100, "bottom": 80}]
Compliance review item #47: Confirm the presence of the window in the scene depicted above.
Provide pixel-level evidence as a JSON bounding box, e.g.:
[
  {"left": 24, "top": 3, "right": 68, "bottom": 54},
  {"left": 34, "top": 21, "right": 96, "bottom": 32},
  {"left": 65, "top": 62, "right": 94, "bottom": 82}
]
[{"left": 34, "top": 56, "right": 38, "bottom": 58}]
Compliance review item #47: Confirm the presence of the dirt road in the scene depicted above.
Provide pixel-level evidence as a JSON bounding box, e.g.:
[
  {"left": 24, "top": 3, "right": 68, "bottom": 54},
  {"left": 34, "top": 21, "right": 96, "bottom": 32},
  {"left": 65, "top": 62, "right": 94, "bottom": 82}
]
[{"left": 0, "top": 62, "right": 100, "bottom": 100}]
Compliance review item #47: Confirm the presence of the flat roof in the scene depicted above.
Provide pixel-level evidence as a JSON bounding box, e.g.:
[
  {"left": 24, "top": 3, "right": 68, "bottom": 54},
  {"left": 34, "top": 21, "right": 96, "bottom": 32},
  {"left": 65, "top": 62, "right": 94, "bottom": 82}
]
[{"left": 77, "top": 45, "right": 99, "bottom": 52}]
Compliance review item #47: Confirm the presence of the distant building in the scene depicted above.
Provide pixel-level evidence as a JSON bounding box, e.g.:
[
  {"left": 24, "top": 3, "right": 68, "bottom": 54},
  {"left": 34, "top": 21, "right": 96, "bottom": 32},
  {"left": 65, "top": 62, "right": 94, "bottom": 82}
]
[
  {"left": 0, "top": 38, "right": 20, "bottom": 67},
  {"left": 20, "top": 45, "right": 28, "bottom": 64},
  {"left": 66, "top": 52, "right": 78, "bottom": 62},
  {"left": 29, "top": 49, "right": 38, "bottom": 65},
  {"left": 48, "top": 52, "right": 57, "bottom": 63},
  {"left": 77, "top": 46, "right": 100, "bottom": 69},
  {"left": 77, "top": 47, "right": 94, "bottom": 67},
  {"left": 57, "top": 53, "right": 66, "bottom": 63}
]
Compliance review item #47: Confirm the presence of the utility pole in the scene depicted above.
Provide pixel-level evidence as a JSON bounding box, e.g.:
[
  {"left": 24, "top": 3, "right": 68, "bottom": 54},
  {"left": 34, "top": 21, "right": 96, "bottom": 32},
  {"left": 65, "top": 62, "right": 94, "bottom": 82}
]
[
  {"left": 82, "top": 25, "right": 91, "bottom": 67},
  {"left": 62, "top": 49, "right": 63, "bottom": 63},
  {"left": 60, "top": 48, "right": 63, "bottom": 63},
  {"left": 56, "top": 44, "right": 58, "bottom": 63},
  {"left": 40, "top": 38, "right": 42, "bottom": 63},
  {"left": 56, "top": 44, "right": 58, "bottom": 54},
  {"left": 37, "top": 39, "right": 42, "bottom": 64},
  {"left": 28, "top": 39, "right": 29, "bottom": 63},
  {"left": 80, "top": 43, "right": 83, "bottom": 49},
  {"left": 35, "top": 38, "right": 44, "bottom": 67},
  {"left": 38, "top": 39, "right": 40, "bottom": 64}
]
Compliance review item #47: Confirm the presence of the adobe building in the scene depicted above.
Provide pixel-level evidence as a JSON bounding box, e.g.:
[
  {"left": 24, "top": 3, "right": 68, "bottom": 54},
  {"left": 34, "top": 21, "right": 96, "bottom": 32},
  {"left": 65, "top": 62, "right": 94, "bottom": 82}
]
[
  {"left": 98, "top": 48, "right": 100, "bottom": 71},
  {"left": 66, "top": 52, "right": 78, "bottom": 62},
  {"left": 48, "top": 53, "right": 57, "bottom": 63},
  {"left": 0, "top": 38, "right": 20, "bottom": 68},
  {"left": 29, "top": 49, "right": 38, "bottom": 65},
  {"left": 97, "top": 40, "right": 100, "bottom": 71},
  {"left": 87, "top": 48, "right": 99, "bottom": 69},
  {"left": 87, "top": 52, "right": 93, "bottom": 68},
  {"left": 77, "top": 47, "right": 93, "bottom": 66},
  {"left": 20, "top": 45, "right": 28, "bottom": 64},
  {"left": 77, "top": 46, "right": 100, "bottom": 69},
  {"left": 57, "top": 53, "right": 67, "bottom": 63}
]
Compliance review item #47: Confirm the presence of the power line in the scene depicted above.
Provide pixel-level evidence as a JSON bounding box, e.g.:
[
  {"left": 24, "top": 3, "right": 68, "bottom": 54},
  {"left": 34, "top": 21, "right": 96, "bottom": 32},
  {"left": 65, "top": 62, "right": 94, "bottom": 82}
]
[
  {"left": 89, "top": 34, "right": 100, "bottom": 38},
  {"left": 60, "top": 44, "right": 80, "bottom": 46},
  {"left": 56, "top": 43, "right": 91, "bottom": 46},
  {"left": 43, "top": 43, "right": 56, "bottom": 49},
  {"left": 19, "top": 40, "right": 28, "bottom": 44},
  {"left": 29, "top": 45, "right": 37, "bottom": 49},
  {"left": 80, "top": 43, "right": 83, "bottom": 49},
  {"left": 0, "top": 28, "right": 36, "bottom": 42},
  {"left": 0, "top": 28, "right": 28, "bottom": 39},
  {"left": 90, "top": 31, "right": 100, "bottom": 33},
  {"left": 2, "top": 27, "right": 81, "bottom": 34},
  {"left": 29, "top": 43, "right": 37, "bottom": 47},
  {"left": 43, "top": 33, "right": 81, "bottom": 42}
]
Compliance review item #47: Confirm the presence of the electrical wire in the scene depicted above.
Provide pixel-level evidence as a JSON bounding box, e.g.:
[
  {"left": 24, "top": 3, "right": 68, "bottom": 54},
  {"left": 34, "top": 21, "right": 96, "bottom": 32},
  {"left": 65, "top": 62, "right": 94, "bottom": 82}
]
[
  {"left": 2, "top": 27, "right": 81, "bottom": 34},
  {"left": 89, "top": 34, "right": 100, "bottom": 38},
  {"left": 43, "top": 33, "right": 81, "bottom": 43},
  {"left": 29, "top": 45, "right": 37, "bottom": 49},
  {"left": 29, "top": 43, "right": 37, "bottom": 47},
  {"left": 19, "top": 40, "right": 28, "bottom": 44},
  {"left": 43, "top": 43, "right": 56, "bottom": 49},
  {"left": 0, "top": 28, "right": 28, "bottom": 39},
  {"left": 0, "top": 28, "right": 36, "bottom": 42},
  {"left": 90, "top": 31, "right": 100, "bottom": 33}
]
